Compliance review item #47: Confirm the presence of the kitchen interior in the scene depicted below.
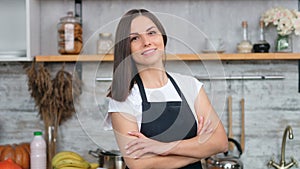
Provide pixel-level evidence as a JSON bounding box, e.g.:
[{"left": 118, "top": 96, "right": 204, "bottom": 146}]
[{"left": 0, "top": 0, "right": 300, "bottom": 169}]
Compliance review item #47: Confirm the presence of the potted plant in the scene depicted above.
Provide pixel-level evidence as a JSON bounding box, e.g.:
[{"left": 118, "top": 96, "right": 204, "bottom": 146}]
[{"left": 261, "top": 7, "right": 300, "bottom": 52}]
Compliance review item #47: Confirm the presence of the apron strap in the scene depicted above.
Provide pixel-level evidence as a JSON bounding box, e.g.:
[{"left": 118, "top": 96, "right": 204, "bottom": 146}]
[
  {"left": 166, "top": 73, "right": 182, "bottom": 97},
  {"left": 135, "top": 74, "right": 148, "bottom": 102},
  {"left": 135, "top": 72, "right": 182, "bottom": 102}
]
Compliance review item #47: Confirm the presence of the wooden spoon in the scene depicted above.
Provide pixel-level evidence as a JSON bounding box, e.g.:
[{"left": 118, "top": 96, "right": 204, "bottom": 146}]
[
  {"left": 240, "top": 98, "right": 245, "bottom": 152},
  {"left": 228, "top": 96, "right": 234, "bottom": 151}
]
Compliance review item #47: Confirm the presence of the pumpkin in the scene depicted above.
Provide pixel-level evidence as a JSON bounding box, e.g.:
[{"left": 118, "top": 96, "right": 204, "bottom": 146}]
[
  {"left": 0, "top": 158, "right": 22, "bottom": 169},
  {"left": 0, "top": 143, "right": 30, "bottom": 169},
  {"left": 0, "top": 144, "right": 6, "bottom": 155}
]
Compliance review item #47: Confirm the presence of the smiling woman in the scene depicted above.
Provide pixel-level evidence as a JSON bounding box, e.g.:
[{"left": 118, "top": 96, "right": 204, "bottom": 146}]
[
  {"left": 130, "top": 17, "right": 165, "bottom": 68},
  {"left": 104, "top": 9, "right": 228, "bottom": 169}
]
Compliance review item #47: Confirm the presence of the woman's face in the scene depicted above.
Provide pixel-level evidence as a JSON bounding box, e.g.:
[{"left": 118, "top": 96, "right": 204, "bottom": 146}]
[{"left": 130, "top": 15, "right": 165, "bottom": 69}]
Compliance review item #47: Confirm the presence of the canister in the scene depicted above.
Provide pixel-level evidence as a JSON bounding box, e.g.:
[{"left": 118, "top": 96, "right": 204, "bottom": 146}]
[{"left": 57, "top": 11, "right": 82, "bottom": 54}]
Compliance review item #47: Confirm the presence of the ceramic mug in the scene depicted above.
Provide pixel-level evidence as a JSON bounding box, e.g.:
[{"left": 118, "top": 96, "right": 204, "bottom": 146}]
[{"left": 203, "top": 38, "right": 225, "bottom": 52}]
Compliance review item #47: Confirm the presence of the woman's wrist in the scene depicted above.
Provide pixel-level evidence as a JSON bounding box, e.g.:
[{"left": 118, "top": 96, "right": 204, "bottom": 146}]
[{"left": 161, "top": 140, "right": 181, "bottom": 156}]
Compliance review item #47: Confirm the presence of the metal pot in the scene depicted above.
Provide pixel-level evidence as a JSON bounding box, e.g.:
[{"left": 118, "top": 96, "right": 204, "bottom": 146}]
[
  {"left": 89, "top": 148, "right": 126, "bottom": 169},
  {"left": 205, "top": 138, "right": 243, "bottom": 169}
]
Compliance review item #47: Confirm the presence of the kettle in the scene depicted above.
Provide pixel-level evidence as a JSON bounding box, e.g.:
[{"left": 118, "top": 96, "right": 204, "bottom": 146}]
[{"left": 205, "top": 138, "right": 243, "bottom": 169}]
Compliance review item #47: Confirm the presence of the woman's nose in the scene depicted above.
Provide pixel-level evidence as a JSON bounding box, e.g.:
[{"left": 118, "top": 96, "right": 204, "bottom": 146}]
[{"left": 141, "top": 34, "right": 151, "bottom": 46}]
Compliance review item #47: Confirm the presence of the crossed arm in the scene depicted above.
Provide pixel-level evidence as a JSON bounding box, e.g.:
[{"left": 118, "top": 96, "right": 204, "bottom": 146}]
[{"left": 111, "top": 88, "right": 228, "bottom": 169}]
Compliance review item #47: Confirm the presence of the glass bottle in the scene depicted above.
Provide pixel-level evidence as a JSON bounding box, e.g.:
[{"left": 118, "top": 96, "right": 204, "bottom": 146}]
[
  {"left": 253, "top": 21, "right": 270, "bottom": 53},
  {"left": 276, "top": 34, "right": 292, "bottom": 53},
  {"left": 237, "top": 21, "right": 253, "bottom": 53},
  {"left": 97, "top": 33, "right": 114, "bottom": 54},
  {"left": 57, "top": 11, "right": 83, "bottom": 54},
  {"left": 30, "top": 131, "right": 46, "bottom": 169}
]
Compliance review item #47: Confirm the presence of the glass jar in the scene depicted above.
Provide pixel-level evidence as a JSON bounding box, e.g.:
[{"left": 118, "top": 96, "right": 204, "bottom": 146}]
[
  {"left": 275, "top": 34, "right": 292, "bottom": 53},
  {"left": 97, "top": 33, "right": 114, "bottom": 54},
  {"left": 57, "top": 11, "right": 82, "bottom": 54},
  {"left": 237, "top": 21, "right": 253, "bottom": 53}
]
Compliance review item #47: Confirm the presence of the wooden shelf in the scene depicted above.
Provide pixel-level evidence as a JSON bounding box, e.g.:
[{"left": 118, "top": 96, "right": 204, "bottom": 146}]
[{"left": 35, "top": 53, "right": 300, "bottom": 62}]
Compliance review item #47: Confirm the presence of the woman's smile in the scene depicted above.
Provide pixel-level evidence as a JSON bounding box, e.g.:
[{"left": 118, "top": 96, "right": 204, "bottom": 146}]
[{"left": 141, "top": 48, "right": 157, "bottom": 56}]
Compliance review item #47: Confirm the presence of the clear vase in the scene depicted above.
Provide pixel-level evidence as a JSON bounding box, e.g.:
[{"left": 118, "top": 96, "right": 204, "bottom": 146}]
[{"left": 275, "top": 34, "right": 292, "bottom": 52}]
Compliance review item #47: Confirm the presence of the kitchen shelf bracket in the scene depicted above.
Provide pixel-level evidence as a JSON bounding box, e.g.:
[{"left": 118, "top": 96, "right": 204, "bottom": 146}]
[{"left": 75, "top": 0, "right": 82, "bottom": 80}]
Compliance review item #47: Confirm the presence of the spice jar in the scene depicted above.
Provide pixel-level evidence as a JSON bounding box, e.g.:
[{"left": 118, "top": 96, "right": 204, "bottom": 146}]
[
  {"left": 97, "top": 33, "right": 114, "bottom": 54},
  {"left": 237, "top": 21, "right": 252, "bottom": 53},
  {"left": 57, "top": 11, "right": 82, "bottom": 54}
]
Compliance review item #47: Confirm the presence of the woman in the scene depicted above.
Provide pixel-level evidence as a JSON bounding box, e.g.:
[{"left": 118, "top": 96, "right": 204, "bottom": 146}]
[{"left": 105, "top": 9, "right": 228, "bottom": 169}]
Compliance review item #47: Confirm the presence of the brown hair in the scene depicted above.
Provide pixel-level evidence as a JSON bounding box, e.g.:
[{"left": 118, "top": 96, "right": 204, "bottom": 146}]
[{"left": 107, "top": 9, "right": 168, "bottom": 101}]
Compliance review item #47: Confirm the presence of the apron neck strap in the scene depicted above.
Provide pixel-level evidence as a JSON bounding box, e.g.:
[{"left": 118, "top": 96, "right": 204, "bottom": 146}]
[{"left": 135, "top": 72, "right": 182, "bottom": 102}]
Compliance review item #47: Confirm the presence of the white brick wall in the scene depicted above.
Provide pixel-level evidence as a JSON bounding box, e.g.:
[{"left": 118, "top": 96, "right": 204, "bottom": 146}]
[
  {"left": 1, "top": 0, "right": 300, "bottom": 168},
  {"left": 1, "top": 60, "right": 299, "bottom": 168}
]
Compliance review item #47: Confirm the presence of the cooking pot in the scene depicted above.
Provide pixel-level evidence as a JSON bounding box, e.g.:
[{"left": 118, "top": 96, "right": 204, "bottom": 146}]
[
  {"left": 205, "top": 138, "right": 243, "bottom": 169},
  {"left": 89, "top": 148, "right": 126, "bottom": 169}
]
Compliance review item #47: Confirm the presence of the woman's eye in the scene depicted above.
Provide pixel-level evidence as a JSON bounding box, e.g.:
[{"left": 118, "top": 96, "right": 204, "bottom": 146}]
[
  {"left": 148, "top": 31, "right": 157, "bottom": 35},
  {"left": 130, "top": 36, "right": 139, "bottom": 42}
]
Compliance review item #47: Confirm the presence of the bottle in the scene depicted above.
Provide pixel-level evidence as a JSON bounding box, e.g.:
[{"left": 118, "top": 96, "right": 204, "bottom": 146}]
[
  {"left": 97, "top": 33, "right": 114, "bottom": 54},
  {"left": 57, "top": 11, "right": 83, "bottom": 54},
  {"left": 30, "top": 131, "right": 46, "bottom": 169},
  {"left": 253, "top": 21, "right": 270, "bottom": 53},
  {"left": 237, "top": 21, "right": 253, "bottom": 53}
]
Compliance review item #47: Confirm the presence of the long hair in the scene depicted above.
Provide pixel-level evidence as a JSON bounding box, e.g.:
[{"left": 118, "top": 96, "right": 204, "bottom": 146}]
[{"left": 107, "top": 9, "right": 168, "bottom": 101}]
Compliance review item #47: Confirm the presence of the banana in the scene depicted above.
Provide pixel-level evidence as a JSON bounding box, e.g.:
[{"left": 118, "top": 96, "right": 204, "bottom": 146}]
[
  {"left": 89, "top": 163, "right": 99, "bottom": 169},
  {"left": 52, "top": 151, "right": 85, "bottom": 167},
  {"left": 54, "top": 159, "right": 90, "bottom": 169},
  {"left": 55, "top": 167, "right": 87, "bottom": 169}
]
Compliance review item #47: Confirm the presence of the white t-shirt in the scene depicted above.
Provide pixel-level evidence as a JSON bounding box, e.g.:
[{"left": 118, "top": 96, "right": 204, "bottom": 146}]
[{"left": 103, "top": 72, "right": 203, "bottom": 130}]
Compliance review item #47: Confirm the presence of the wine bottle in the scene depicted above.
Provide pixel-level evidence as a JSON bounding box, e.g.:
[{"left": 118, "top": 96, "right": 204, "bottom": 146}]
[{"left": 253, "top": 21, "right": 270, "bottom": 53}]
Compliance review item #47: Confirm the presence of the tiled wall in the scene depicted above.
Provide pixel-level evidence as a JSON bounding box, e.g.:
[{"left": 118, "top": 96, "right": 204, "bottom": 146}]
[{"left": 0, "top": 0, "right": 300, "bottom": 168}]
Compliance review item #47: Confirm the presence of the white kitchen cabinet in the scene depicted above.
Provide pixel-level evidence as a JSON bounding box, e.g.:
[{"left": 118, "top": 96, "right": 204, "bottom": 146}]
[{"left": 0, "top": 0, "right": 40, "bottom": 61}]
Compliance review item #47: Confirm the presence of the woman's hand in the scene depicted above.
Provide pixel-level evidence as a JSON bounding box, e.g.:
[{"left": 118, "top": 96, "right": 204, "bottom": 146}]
[
  {"left": 197, "top": 115, "right": 213, "bottom": 135},
  {"left": 125, "top": 131, "right": 177, "bottom": 158},
  {"left": 125, "top": 116, "right": 213, "bottom": 159}
]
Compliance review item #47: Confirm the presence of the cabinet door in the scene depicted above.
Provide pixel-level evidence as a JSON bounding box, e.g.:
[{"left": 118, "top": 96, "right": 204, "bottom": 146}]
[{"left": 0, "top": 0, "right": 40, "bottom": 61}]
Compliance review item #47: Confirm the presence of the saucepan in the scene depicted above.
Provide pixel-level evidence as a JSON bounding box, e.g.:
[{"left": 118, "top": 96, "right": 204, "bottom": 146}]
[
  {"left": 89, "top": 148, "right": 126, "bottom": 169},
  {"left": 205, "top": 138, "right": 243, "bottom": 169}
]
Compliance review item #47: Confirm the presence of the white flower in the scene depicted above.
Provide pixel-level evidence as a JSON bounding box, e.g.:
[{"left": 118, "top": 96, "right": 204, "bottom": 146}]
[
  {"left": 292, "top": 10, "right": 300, "bottom": 35},
  {"left": 261, "top": 7, "right": 300, "bottom": 36}
]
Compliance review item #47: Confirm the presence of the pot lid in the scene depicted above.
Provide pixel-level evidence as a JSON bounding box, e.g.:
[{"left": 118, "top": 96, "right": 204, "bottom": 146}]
[
  {"left": 101, "top": 149, "right": 121, "bottom": 156},
  {"left": 215, "top": 158, "right": 242, "bottom": 169}
]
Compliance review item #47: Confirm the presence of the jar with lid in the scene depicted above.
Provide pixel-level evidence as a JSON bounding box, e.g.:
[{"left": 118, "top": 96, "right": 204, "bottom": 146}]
[
  {"left": 57, "top": 11, "right": 82, "bottom": 54},
  {"left": 97, "top": 33, "right": 114, "bottom": 54},
  {"left": 253, "top": 20, "right": 270, "bottom": 53},
  {"left": 237, "top": 21, "right": 253, "bottom": 53}
]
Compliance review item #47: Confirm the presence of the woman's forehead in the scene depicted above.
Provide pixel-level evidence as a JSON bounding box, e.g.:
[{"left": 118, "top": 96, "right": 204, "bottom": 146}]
[{"left": 130, "top": 16, "right": 156, "bottom": 34}]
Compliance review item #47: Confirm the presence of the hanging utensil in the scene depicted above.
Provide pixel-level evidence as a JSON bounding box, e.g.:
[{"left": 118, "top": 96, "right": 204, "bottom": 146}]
[
  {"left": 240, "top": 98, "right": 245, "bottom": 152},
  {"left": 240, "top": 75, "right": 245, "bottom": 152},
  {"left": 228, "top": 95, "right": 234, "bottom": 151}
]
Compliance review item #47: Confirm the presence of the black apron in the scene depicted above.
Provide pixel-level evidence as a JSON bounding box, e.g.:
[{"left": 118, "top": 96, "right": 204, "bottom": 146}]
[{"left": 129, "top": 73, "right": 202, "bottom": 169}]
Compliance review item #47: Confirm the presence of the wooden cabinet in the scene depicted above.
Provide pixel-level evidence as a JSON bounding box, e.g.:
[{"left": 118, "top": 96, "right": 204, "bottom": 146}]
[{"left": 0, "top": 0, "right": 40, "bottom": 61}]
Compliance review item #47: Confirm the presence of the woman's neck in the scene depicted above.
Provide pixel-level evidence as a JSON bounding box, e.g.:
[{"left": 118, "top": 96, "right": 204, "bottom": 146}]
[{"left": 138, "top": 69, "right": 168, "bottom": 89}]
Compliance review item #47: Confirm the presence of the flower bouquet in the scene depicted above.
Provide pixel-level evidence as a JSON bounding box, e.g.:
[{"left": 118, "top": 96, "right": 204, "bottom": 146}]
[{"left": 261, "top": 7, "right": 300, "bottom": 52}]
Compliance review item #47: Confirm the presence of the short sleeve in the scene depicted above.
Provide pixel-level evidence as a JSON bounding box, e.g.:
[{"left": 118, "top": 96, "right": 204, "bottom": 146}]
[
  {"left": 102, "top": 85, "right": 143, "bottom": 130},
  {"left": 193, "top": 77, "right": 203, "bottom": 94}
]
